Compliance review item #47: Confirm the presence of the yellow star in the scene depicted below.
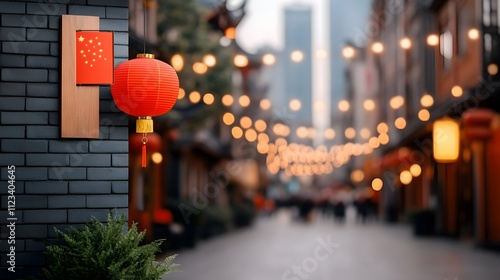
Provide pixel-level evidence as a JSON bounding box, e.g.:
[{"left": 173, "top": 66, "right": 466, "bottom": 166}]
[
  {"left": 88, "top": 49, "right": 90, "bottom": 52},
  {"left": 92, "top": 59, "right": 95, "bottom": 62},
  {"left": 90, "top": 64, "right": 93, "bottom": 67},
  {"left": 98, "top": 42, "right": 101, "bottom": 46},
  {"left": 93, "top": 52, "right": 96, "bottom": 56},
  {"left": 85, "top": 44, "right": 87, "bottom": 46},
  {"left": 80, "top": 50, "right": 84, "bottom": 54},
  {"left": 95, "top": 36, "right": 98, "bottom": 39},
  {"left": 104, "top": 58, "right": 107, "bottom": 60},
  {"left": 98, "top": 55, "right": 101, "bottom": 58},
  {"left": 78, "top": 35, "right": 85, "bottom": 42},
  {"left": 89, "top": 39, "right": 93, "bottom": 44},
  {"left": 83, "top": 54, "right": 86, "bottom": 57},
  {"left": 85, "top": 61, "right": 88, "bottom": 64},
  {"left": 99, "top": 49, "right": 103, "bottom": 52}
]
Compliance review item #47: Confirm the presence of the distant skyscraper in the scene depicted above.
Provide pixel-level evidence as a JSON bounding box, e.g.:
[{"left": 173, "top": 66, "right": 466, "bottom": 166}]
[
  {"left": 283, "top": 5, "right": 313, "bottom": 127},
  {"left": 329, "top": 0, "right": 371, "bottom": 112}
]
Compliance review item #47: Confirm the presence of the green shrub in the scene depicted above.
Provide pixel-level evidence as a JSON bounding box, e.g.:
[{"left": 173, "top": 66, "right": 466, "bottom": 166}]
[{"left": 42, "top": 214, "right": 179, "bottom": 280}]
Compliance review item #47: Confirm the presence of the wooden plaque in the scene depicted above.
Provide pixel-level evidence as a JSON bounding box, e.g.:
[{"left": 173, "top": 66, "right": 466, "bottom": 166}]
[{"left": 61, "top": 15, "right": 100, "bottom": 138}]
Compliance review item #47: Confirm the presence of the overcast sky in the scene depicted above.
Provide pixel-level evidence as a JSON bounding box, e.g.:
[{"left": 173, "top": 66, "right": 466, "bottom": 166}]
[{"left": 237, "top": 0, "right": 316, "bottom": 53}]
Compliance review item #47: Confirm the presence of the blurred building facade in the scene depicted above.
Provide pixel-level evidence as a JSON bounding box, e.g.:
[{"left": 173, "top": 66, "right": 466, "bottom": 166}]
[
  {"left": 126, "top": 0, "right": 266, "bottom": 249},
  {"left": 354, "top": 0, "right": 500, "bottom": 249},
  {"left": 283, "top": 5, "right": 313, "bottom": 129}
]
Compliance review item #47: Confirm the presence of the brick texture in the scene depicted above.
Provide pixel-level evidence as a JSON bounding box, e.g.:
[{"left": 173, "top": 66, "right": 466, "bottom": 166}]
[{"left": 0, "top": 1, "right": 129, "bottom": 277}]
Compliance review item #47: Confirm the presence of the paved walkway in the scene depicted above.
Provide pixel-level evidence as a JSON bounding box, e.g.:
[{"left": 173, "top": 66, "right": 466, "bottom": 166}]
[{"left": 161, "top": 208, "right": 500, "bottom": 280}]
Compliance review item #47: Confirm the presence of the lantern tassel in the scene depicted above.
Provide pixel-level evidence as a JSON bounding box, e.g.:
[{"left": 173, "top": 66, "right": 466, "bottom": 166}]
[{"left": 141, "top": 134, "right": 148, "bottom": 168}]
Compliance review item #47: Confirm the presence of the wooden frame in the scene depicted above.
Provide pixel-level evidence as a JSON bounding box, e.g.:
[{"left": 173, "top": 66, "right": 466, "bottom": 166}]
[{"left": 61, "top": 15, "right": 100, "bottom": 138}]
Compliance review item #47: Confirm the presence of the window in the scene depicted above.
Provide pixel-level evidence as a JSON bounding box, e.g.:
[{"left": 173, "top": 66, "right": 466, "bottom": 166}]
[{"left": 440, "top": 28, "right": 453, "bottom": 71}]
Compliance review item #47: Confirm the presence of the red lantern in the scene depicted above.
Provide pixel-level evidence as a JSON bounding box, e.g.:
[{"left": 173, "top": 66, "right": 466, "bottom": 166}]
[
  {"left": 111, "top": 54, "right": 179, "bottom": 167},
  {"left": 462, "top": 109, "right": 496, "bottom": 141},
  {"left": 462, "top": 109, "right": 495, "bottom": 126}
]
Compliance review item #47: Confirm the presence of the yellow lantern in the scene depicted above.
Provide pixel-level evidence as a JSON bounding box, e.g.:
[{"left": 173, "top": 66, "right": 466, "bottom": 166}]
[{"left": 433, "top": 118, "right": 460, "bottom": 162}]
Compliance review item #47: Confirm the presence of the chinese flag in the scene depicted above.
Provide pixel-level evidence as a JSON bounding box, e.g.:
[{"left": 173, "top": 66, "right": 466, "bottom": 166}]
[{"left": 76, "top": 31, "right": 114, "bottom": 85}]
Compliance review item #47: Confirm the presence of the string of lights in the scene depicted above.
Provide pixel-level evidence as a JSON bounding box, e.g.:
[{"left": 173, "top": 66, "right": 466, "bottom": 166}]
[{"left": 168, "top": 25, "right": 498, "bottom": 180}]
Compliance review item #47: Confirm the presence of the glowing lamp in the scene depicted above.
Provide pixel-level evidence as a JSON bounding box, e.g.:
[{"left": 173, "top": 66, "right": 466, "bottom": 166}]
[
  {"left": 111, "top": 54, "right": 179, "bottom": 167},
  {"left": 433, "top": 118, "right": 459, "bottom": 162}
]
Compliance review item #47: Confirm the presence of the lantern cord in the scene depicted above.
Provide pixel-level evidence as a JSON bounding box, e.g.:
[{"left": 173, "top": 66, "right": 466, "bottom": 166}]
[
  {"left": 141, "top": 134, "right": 148, "bottom": 168},
  {"left": 143, "top": 0, "right": 147, "bottom": 54}
]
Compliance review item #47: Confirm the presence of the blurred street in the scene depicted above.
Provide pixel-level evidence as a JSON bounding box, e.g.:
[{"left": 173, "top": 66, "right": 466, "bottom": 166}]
[{"left": 163, "top": 208, "right": 500, "bottom": 280}]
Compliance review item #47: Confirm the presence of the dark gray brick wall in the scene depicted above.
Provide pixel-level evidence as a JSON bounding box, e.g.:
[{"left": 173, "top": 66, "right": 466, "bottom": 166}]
[
  {"left": 0, "top": 97, "right": 25, "bottom": 111},
  {"left": 1, "top": 112, "right": 49, "bottom": 125},
  {"left": 112, "top": 181, "right": 128, "bottom": 194},
  {"left": 69, "top": 181, "right": 111, "bottom": 194},
  {"left": 0, "top": 83, "right": 26, "bottom": 96},
  {"left": 2, "top": 42, "right": 51, "bottom": 55},
  {"left": 48, "top": 195, "right": 86, "bottom": 208},
  {"left": 26, "top": 83, "right": 58, "bottom": 97},
  {"left": 70, "top": 153, "right": 111, "bottom": 166},
  {"left": 0, "top": 1, "right": 129, "bottom": 278},
  {"left": 0, "top": 126, "right": 25, "bottom": 139},
  {"left": 26, "top": 125, "right": 60, "bottom": 139},
  {"left": 0, "top": 54, "right": 26, "bottom": 67}
]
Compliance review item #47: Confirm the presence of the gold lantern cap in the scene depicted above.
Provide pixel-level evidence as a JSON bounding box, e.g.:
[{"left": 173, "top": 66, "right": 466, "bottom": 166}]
[{"left": 137, "top": 53, "right": 155, "bottom": 59}]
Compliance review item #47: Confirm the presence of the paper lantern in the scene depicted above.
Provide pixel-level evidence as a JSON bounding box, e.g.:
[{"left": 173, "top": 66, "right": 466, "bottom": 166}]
[
  {"left": 111, "top": 54, "right": 179, "bottom": 167},
  {"left": 433, "top": 118, "right": 460, "bottom": 163},
  {"left": 462, "top": 109, "right": 495, "bottom": 141}
]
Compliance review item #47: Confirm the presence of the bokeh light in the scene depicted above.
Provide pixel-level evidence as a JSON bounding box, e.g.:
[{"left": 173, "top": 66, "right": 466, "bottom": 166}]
[
  {"left": 222, "top": 94, "right": 234, "bottom": 106},
  {"left": 260, "top": 98, "right": 271, "bottom": 110},
  {"left": 234, "top": 54, "right": 248, "bottom": 67},
  {"left": 222, "top": 112, "right": 235, "bottom": 125},
  {"left": 240, "top": 116, "right": 252, "bottom": 129},
  {"left": 363, "top": 99, "right": 375, "bottom": 111},
  {"left": 377, "top": 122, "right": 389, "bottom": 134},
  {"left": 254, "top": 119, "right": 267, "bottom": 132},
  {"left": 203, "top": 54, "right": 217, "bottom": 67},
  {"left": 338, "top": 100, "right": 350, "bottom": 112},
  {"left": 189, "top": 91, "right": 201, "bottom": 103},
  {"left": 371, "top": 42, "right": 384, "bottom": 54},
  {"left": 289, "top": 99, "right": 302, "bottom": 111},
  {"left": 420, "top": 94, "right": 434, "bottom": 107},
  {"left": 171, "top": 54, "right": 184, "bottom": 71},
  {"left": 400, "top": 170, "right": 413, "bottom": 185},
  {"left": 372, "top": 178, "right": 383, "bottom": 191},
  {"left": 426, "top": 34, "right": 439, "bottom": 46},
  {"left": 451, "top": 85, "right": 463, "bottom": 97},
  {"left": 262, "top": 53, "right": 276, "bottom": 65},
  {"left": 390, "top": 95, "right": 405, "bottom": 109},
  {"left": 290, "top": 50, "right": 304, "bottom": 62},
  {"left": 231, "top": 126, "right": 243, "bottom": 139},
  {"left": 324, "top": 128, "right": 336, "bottom": 140},
  {"left": 418, "top": 109, "right": 430, "bottom": 121},
  {"left": 177, "top": 88, "right": 185, "bottom": 100},
  {"left": 193, "top": 62, "right": 207, "bottom": 74},
  {"left": 395, "top": 117, "right": 407, "bottom": 129},
  {"left": 203, "top": 93, "right": 214, "bottom": 105},
  {"left": 410, "top": 164, "right": 422, "bottom": 177},
  {"left": 400, "top": 37, "right": 412, "bottom": 49},
  {"left": 239, "top": 95, "right": 250, "bottom": 107}
]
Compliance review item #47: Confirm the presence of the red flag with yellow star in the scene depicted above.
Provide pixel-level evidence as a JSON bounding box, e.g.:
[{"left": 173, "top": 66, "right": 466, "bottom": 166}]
[{"left": 76, "top": 31, "right": 114, "bottom": 85}]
